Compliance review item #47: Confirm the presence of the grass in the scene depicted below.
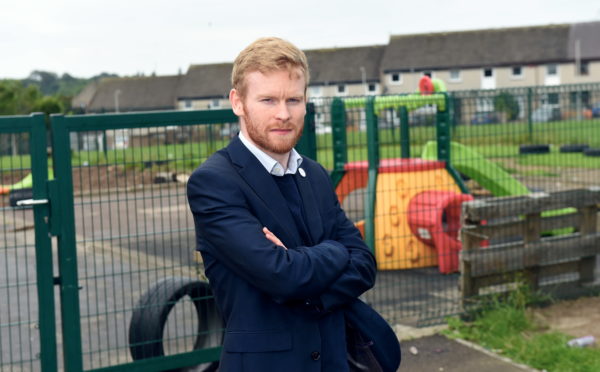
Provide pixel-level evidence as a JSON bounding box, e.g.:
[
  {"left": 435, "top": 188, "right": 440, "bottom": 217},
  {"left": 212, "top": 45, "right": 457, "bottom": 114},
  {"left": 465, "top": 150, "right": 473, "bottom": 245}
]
[
  {"left": 444, "top": 287, "right": 600, "bottom": 372},
  {"left": 2, "top": 117, "right": 599, "bottom": 174}
]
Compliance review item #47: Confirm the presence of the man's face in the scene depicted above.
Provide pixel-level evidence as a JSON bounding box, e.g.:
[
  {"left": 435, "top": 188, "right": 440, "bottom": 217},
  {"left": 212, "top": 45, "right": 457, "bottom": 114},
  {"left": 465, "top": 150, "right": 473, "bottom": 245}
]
[{"left": 230, "top": 68, "right": 306, "bottom": 157}]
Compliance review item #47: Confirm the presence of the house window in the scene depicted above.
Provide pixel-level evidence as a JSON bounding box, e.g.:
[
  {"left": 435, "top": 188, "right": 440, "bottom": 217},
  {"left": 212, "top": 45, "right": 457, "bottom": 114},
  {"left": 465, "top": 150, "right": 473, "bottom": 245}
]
[
  {"left": 570, "top": 91, "right": 590, "bottom": 106},
  {"left": 511, "top": 66, "right": 523, "bottom": 78},
  {"left": 578, "top": 61, "right": 589, "bottom": 75},
  {"left": 547, "top": 93, "right": 560, "bottom": 105},
  {"left": 337, "top": 84, "right": 346, "bottom": 95},
  {"left": 546, "top": 64, "right": 558, "bottom": 76},
  {"left": 389, "top": 73, "right": 402, "bottom": 84},
  {"left": 308, "top": 86, "right": 322, "bottom": 98},
  {"left": 211, "top": 99, "right": 221, "bottom": 109},
  {"left": 367, "top": 83, "right": 377, "bottom": 94},
  {"left": 449, "top": 69, "right": 461, "bottom": 82},
  {"left": 184, "top": 100, "right": 192, "bottom": 109},
  {"left": 483, "top": 68, "right": 493, "bottom": 77}
]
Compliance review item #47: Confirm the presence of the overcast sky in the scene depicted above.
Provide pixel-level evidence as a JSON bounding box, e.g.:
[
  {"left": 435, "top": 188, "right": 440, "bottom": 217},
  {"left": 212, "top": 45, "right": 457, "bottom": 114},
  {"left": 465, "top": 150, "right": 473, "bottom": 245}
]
[{"left": 2, "top": 0, "right": 600, "bottom": 79}]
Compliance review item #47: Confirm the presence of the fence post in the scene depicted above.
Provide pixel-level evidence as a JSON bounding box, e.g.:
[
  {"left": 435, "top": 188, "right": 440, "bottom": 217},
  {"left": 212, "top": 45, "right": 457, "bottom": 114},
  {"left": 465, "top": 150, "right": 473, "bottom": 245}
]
[
  {"left": 523, "top": 210, "right": 542, "bottom": 290},
  {"left": 330, "top": 98, "right": 347, "bottom": 187},
  {"left": 436, "top": 93, "right": 468, "bottom": 193},
  {"left": 527, "top": 87, "right": 533, "bottom": 141},
  {"left": 30, "top": 114, "right": 59, "bottom": 372},
  {"left": 364, "top": 96, "right": 379, "bottom": 252},
  {"left": 399, "top": 106, "right": 410, "bottom": 158},
  {"left": 50, "top": 114, "right": 84, "bottom": 372},
  {"left": 296, "top": 102, "right": 317, "bottom": 160},
  {"left": 578, "top": 204, "right": 598, "bottom": 284}
]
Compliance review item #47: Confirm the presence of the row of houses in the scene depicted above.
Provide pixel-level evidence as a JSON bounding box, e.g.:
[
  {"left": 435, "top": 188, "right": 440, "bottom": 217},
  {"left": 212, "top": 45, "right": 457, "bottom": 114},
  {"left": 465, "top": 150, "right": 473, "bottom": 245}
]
[{"left": 73, "top": 21, "right": 600, "bottom": 114}]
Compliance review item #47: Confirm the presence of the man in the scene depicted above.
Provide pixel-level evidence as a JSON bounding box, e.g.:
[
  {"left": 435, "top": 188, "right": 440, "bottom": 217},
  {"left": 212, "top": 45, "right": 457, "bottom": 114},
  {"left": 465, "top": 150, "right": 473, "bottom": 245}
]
[{"left": 187, "top": 37, "right": 400, "bottom": 372}]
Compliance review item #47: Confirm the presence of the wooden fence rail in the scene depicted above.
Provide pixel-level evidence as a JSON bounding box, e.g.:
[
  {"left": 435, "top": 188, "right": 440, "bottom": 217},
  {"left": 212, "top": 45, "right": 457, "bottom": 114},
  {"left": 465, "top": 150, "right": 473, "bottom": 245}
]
[{"left": 460, "top": 187, "right": 600, "bottom": 301}]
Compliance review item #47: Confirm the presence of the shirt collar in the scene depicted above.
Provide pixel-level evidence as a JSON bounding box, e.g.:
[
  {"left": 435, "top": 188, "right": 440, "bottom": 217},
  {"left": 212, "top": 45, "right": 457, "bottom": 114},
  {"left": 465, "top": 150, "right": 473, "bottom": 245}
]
[{"left": 238, "top": 132, "right": 303, "bottom": 176}]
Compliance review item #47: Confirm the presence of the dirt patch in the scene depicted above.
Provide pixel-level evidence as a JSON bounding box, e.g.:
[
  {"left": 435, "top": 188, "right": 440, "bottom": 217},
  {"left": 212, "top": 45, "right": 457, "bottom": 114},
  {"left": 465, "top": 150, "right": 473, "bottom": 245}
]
[
  {"left": 532, "top": 296, "right": 600, "bottom": 345},
  {"left": 497, "top": 158, "right": 600, "bottom": 192}
]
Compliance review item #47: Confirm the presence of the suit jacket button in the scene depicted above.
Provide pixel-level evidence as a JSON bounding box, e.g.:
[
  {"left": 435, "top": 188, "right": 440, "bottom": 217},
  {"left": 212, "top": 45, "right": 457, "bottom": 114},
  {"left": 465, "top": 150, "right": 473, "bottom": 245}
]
[{"left": 311, "top": 351, "right": 320, "bottom": 360}]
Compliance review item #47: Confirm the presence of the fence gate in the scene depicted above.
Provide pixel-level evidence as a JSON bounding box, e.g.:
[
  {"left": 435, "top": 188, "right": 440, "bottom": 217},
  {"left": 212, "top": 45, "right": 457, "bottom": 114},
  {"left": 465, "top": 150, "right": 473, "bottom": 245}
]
[
  {"left": 0, "top": 114, "right": 57, "bottom": 371},
  {"left": 48, "top": 110, "right": 248, "bottom": 372}
]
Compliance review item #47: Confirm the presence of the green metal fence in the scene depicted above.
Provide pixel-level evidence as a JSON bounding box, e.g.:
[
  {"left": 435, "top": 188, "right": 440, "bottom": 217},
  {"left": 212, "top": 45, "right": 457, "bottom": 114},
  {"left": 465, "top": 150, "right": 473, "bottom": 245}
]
[
  {"left": 1, "top": 114, "right": 57, "bottom": 371},
  {"left": 1, "top": 82, "right": 599, "bottom": 370},
  {"left": 309, "top": 84, "right": 599, "bottom": 325}
]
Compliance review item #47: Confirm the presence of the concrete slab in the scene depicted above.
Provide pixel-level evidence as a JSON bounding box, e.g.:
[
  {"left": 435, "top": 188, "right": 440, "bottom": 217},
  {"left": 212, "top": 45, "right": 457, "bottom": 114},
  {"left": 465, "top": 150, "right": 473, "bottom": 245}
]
[{"left": 398, "top": 334, "right": 538, "bottom": 372}]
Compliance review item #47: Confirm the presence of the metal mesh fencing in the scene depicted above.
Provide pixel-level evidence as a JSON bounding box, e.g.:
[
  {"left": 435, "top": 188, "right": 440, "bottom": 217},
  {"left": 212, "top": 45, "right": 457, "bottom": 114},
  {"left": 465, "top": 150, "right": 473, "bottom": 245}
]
[
  {"left": 1, "top": 131, "right": 39, "bottom": 371},
  {"left": 52, "top": 114, "right": 237, "bottom": 371},
  {"left": 1, "top": 115, "right": 56, "bottom": 372},
  {"left": 309, "top": 86, "right": 600, "bottom": 326},
  {"left": 1, "top": 83, "right": 599, "bottom": 370}
]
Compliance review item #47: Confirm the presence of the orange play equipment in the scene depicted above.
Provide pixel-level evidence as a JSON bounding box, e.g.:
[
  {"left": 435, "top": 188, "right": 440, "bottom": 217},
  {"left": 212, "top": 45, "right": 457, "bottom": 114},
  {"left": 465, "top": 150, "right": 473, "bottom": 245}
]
[{"left": 336, "top": 158, "right": 470, "bottom": 273}]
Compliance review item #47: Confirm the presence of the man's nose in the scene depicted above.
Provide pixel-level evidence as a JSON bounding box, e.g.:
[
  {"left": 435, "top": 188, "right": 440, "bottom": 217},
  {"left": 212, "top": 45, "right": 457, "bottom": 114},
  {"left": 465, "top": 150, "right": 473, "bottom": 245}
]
[{"left": 275, "top": 102, "right": 291, "bottom": 121}]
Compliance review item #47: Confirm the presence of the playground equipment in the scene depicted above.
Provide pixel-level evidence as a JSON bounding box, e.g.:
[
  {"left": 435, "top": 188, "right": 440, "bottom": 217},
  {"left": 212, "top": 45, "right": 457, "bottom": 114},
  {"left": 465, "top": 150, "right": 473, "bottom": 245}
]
[
  {"left": 1, "top": 169, "right": 54, "bottom": 195},
  {"left": 421, "top": 141, "right": 529, "bottom": 196},
  {"left": 336, "top": 158, "right": 469, "bottom": 272},
  {"left": 332, "top": 95, "right": 473, "bottom": 273},
  {"left": 421, "top": 141, "right": 574, "bottom": 235}
]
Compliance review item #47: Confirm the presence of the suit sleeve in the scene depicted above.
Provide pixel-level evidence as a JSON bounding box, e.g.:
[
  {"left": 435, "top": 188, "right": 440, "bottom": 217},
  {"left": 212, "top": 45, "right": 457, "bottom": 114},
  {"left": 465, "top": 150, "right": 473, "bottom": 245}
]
[
  {"left": 187, "top": 164, "right": 350, "bottom": 303},
  {"left": 314, "top": 165, "right": 377, "bottom": 312}
]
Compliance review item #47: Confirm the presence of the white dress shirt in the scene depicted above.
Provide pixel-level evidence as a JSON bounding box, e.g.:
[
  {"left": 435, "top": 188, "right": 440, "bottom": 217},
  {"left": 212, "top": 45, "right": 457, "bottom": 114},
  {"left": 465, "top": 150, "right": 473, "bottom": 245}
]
[{"left": 238, "top": 132, "right": 303, "bottom": 177}]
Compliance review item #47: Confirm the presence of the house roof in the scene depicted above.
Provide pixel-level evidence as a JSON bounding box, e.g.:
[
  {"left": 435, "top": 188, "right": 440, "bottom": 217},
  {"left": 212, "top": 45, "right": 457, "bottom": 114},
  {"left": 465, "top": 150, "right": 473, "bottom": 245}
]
[
  {"left": 176, "top": 63, "right": 232, "bottom": 99},
  {"left": 304, "top": 45, "right": 385, "bottom": 85},
  {"left": 568, "top": 21, "right": 600, "bottom": 60},
  {"left": 381, "top": 24, "right": 571, "bottom": 72},
  {"left": 86, "top": 75, "right": 181, "bottom": 112},
  {"left": 71, "top": 80, "right": 98, "bottom": 110}
]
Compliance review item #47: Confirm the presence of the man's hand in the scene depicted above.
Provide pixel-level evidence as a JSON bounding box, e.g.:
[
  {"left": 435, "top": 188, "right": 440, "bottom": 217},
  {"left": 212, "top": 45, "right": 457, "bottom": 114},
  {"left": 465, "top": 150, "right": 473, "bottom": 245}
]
[{"left": 263, "top": 227, "right": 287, "bottom": 250}]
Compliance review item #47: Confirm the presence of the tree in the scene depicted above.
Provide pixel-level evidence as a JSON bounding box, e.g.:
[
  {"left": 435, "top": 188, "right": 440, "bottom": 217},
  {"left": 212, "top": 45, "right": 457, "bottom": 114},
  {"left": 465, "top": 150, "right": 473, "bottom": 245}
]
[
  {"left": 24, "top": 70, "right": 59, "bottom": 95},
  {"left": 494, "top": 92, "right": 520, "bottom": 122},
  {"left": 32, "top": 96, "right": 64, "bottom": 116},
  {"left": 0, "top": 80, "right": 41, "bottom": 115}
]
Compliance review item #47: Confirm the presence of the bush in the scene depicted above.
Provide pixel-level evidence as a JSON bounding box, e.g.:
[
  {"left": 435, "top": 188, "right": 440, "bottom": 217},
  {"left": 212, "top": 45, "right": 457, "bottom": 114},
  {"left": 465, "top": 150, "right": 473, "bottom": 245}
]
[{"left": 494, "top": 92, "right": 520, "bottom": 121}]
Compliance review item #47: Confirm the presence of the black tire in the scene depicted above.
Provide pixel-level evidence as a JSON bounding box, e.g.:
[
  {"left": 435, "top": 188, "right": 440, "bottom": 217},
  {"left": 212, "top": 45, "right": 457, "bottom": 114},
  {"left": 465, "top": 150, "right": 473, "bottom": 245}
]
[
  {"left": 129, "top": 277, "right": 222, "bottom": 371},
  {"left": 559, "top": 144, "right": 589, "bottom": 153},
  {"left": 519, "top": 144, "right": 550, "bottom": 154},
  {"left": 583, "top": 148, "right": 600, "bottom": 157}
]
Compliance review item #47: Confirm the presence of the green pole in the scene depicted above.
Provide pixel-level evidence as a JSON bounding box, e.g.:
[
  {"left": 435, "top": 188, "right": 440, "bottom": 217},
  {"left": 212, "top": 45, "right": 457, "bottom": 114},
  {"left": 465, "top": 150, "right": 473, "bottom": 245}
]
[
  {"left": 527, "top": 87, "right": 533, "bottom": 142},
  {"left": 296, "top": 102, "right": 317, "bottom": 160},
  {"left": 364, "top": 96, "right": 379, "bottom": 252},
  {"left": 30, "top": 113, "right": 59, "bottom": 372},
  {"left": 330, "top": 98, "right": 347, "bottom": 187},
  {"left": 50, "top": 114, "right": 84, "bottom": 372},
  {"left": 399, "top": 106, "right": 410, "bottom": 158},
  {"left": 436, "top": 94, "right": 468, "bottom": 193}
]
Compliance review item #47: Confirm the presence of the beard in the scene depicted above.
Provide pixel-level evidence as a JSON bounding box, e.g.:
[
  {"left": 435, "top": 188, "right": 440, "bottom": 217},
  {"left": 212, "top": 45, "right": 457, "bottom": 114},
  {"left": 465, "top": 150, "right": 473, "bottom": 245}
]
[{"left": 243, "top": 110, "right": 304, "bottom": 155}]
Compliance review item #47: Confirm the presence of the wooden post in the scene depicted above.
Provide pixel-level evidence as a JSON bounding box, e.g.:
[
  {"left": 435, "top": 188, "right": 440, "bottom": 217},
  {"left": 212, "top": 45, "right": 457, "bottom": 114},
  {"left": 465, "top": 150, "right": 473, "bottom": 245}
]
[
  {"left": 523, "top": 212, "right": 542, "bottom": 290},
  {"left": 578, "top": 205, "right": 598, "bottom": 284}
]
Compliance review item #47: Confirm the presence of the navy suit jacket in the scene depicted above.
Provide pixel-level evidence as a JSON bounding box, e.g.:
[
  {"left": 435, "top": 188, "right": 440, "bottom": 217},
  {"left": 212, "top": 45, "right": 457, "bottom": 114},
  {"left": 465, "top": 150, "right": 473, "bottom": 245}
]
[{"left": 187, "top": 136, "right": 400, "bottom": 372}]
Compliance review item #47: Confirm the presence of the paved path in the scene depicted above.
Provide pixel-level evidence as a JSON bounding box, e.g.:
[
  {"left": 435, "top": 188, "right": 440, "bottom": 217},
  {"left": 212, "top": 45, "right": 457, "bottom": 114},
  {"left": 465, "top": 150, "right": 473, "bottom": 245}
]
[{"left": 399, "top": 334, "right": 537, "bottom": 372}]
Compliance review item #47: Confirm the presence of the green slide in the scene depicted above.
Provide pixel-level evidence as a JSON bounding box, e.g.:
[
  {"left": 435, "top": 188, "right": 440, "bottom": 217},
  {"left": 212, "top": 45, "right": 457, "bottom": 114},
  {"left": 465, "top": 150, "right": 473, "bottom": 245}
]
[
  {"left": 421, "top": 141, "right": 573, "bottom": 234},
  {"left": 421, "top": 141, "right": 529, "bottom": 196}
]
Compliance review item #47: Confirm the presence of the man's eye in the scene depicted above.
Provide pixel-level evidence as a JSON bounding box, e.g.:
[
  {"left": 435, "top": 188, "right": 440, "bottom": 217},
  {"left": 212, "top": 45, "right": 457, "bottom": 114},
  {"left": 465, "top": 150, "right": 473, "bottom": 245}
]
[
  {"left": 288, "top": 98, "right": 301, "bottom": 104},
  {"left": 261, "top": 98, "right": 274, "bottom": 103}
]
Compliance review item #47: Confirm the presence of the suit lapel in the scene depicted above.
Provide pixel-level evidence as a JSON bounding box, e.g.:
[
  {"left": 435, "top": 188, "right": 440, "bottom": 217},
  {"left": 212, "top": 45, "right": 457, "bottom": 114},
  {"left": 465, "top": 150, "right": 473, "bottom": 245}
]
[
  {"left": 226, "top": 137, "right": 302, "bottom": 247},
  {"left": 294, "top": 165, "right": 324, "bottom": 244}
]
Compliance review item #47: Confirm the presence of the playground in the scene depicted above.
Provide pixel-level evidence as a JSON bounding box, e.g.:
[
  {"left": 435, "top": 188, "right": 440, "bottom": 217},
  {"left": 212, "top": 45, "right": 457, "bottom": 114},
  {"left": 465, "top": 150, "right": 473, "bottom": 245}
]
[{"left": 1, "top": 85, "right": 600, "bottom": 370}]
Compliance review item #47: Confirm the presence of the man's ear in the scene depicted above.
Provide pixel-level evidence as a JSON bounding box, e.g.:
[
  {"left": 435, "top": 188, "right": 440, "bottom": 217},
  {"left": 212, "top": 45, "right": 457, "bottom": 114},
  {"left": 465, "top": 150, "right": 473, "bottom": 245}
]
[{"left": 229, "top": 89, "right": 244, "bottom": 116}]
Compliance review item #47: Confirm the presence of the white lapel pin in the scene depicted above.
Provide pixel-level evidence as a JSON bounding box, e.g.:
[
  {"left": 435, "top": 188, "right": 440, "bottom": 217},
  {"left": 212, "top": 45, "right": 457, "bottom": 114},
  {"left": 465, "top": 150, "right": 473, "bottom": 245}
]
[{"left": 298, "top": 168, "right": 306, "bottom": 177}]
